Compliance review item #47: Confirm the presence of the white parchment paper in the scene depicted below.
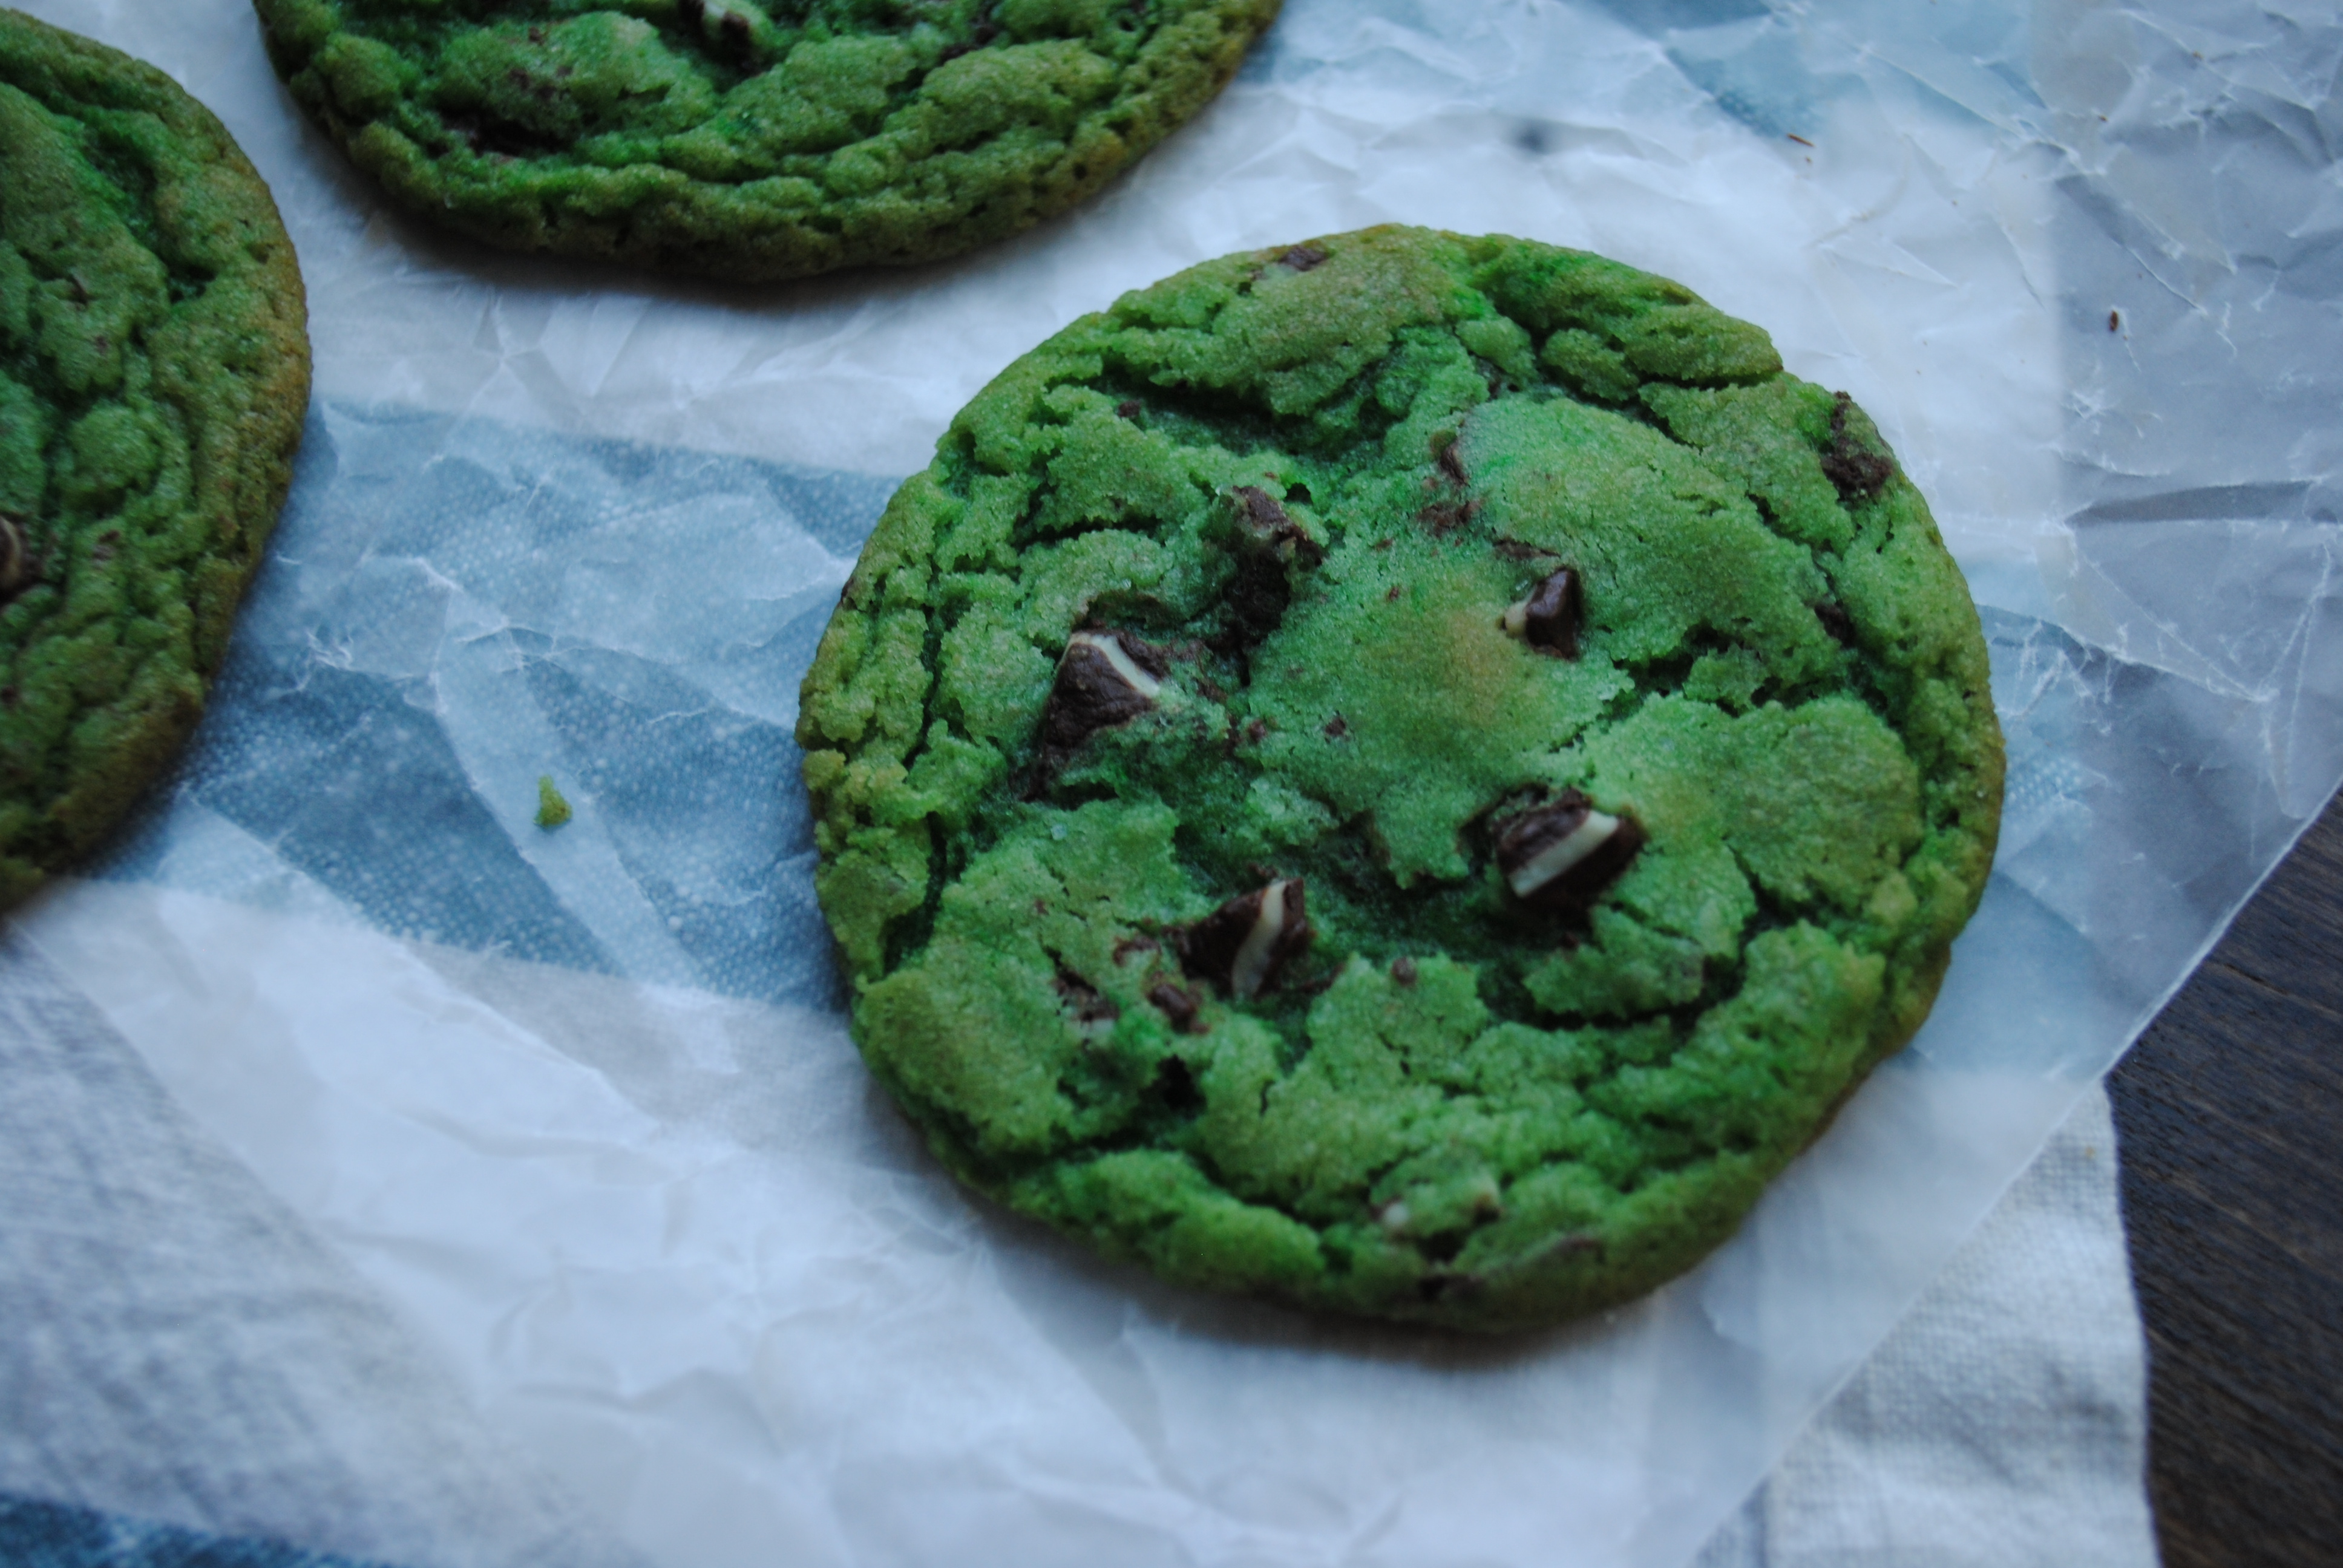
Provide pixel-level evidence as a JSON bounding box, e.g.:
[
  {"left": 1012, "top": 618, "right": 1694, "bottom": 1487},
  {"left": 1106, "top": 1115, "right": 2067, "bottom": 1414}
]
[{"left": 10, "top": 2, "right": 2341, "bottom": 1566}]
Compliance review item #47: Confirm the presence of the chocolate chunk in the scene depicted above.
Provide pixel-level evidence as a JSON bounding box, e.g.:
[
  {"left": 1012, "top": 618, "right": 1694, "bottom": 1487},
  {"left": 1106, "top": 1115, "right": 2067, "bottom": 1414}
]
[
  {"left": 1434, "top": 430, "right": 1469, "bottom": 486},
  {"left": 1148, "top": 981, "right": 1204, "bottom": 1034},
  {"left": 1391, "top": 956, "right": 1418, "bottom": 986},
  {"left": 1323, "top": 713, "right": 1348, "bottom": 740},
  {"left": 1814, "top": 599, "right": 1857, "bottom": 645},
  {"left": 1233, "top": 484, "right": 1288, "bottom": 533},
  {"left": 1209, "top": 554, "right": 1289, "bottom": 660},
  {"left": 1210, "top": 488, "right": 1319, "bottom": 659},
  {"left": 1116, "top": 399, "right": 1142, "bottom": 420},
  {"left": 1492, "top": 791, "right": 1645, "bottom": 911},
  {"left": 1175, "top": 878, "right": 1313, "bottom": 999},
  {"left": 1112, "top": 627, "right": 1171, "bottom": 679},
  {"left": 1502, "top": 567, "right": 1582, "bottom": 658},
  {"left": 1035, "top": 630, "right": 1165, "bottom": 776},
  {"left": 1820, "top": 391, "right": 1895, "bottom": 504},
  {"left": 1279, "top": 244, "right": 1329, "bottom": 272},
  {"left": 1230, "top": 485, "right": 1322, "bottom": 565},
  {"left": 1417, "top": 497, "right": 1480, "bottom": 534},
  {"left": 719, "top": 9, "right": 753, "bottom": 56}
]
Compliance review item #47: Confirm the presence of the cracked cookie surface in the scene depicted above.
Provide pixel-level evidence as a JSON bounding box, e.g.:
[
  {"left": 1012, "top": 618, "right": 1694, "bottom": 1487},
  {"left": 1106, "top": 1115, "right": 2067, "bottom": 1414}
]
[
  {"left": 0, "top": 12, "right": 309, "bottom": 909},
  {"left": 798, "top": 226, "right": 2003, "bottom": 1331},
  {"left": 254, "top": 0, "right": 1281, "bottom": 283}
]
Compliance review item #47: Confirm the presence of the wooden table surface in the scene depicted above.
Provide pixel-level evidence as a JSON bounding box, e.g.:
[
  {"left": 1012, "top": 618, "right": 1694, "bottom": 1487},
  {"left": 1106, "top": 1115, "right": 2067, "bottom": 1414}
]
[{"left": 2109, "top": 788, "right": 2343, "bottom": 1567}]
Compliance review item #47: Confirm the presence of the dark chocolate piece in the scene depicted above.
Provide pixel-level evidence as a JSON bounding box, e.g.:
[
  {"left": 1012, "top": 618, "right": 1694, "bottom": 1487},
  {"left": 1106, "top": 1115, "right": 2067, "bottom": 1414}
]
[
  {"left": 1820, "top": 391, "right": 1895, "bottom": 504},
  {"left": 1434, "top": 430, "right": 1469, "bottom": 486},
  {"left": 1504, "top": 567, "right": 1582, "bottom": 658},
  {"left": 1279, "top": 244, "right": 1328, "bottom": 272},
  {"left": 1174, "top": 878, "right": 1313, "bottom": 998},
  {"left": 1233, "top": 484, "right": 1288, "bottom": 533},
  {"left": 1035, "top": 630, "right": 1165, "bottom": 776},
  {"left": 1210, "top": 488, "right": 1320, "bottom": 659},
  {"left": 1230, "top": 485, "right": 1322, "bottom": 565},
  {"left": 1209, "top": 554, "right": 1289, "bottom": 659},
  {"left": 1492, "top": 791, "right": 1645, "bottom": 911},
  {"left": 1417, "top": 498, "right": 1479, "bottom": 534},
  {"left": 1148, "top": 980, "right": 1204, "bottom": 1034}
]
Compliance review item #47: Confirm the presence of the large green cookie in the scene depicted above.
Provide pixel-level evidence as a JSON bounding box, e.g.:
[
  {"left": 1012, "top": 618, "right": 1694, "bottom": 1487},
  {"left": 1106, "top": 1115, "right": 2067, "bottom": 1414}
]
[
  {"left": 0, "top": 11, "right": 310, "bottom": 910},
  {"left": 254, "top": 0, "right": 1282, "bottom": 283},
  {"left": 798, "top": 227, "right": 2003, "bottom": 1332}
]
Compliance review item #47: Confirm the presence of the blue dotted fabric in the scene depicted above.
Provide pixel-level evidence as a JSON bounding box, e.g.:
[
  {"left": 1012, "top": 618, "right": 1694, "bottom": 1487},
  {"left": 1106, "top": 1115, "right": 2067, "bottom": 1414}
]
[{"left": 0, "top": 1495, "right": 387, "bottom": 1568}]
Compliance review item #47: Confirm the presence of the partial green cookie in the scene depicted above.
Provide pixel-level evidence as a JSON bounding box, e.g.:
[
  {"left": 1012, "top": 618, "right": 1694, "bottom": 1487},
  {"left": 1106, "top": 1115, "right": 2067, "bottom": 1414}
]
[
  {"left": 0, "top": 10, "right": 310, "bottom": 909},
  {"left": 798, "top": 226, "right": 2004, "bottom": 1333},
  {"left": 254, "top": 0, "right": 1281, "bottom": 283}
]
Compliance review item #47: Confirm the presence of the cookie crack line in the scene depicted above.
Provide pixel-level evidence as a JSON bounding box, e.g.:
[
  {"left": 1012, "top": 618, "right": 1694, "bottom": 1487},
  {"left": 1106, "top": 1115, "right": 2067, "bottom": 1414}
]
[
  {"left": 800, "top": 226, "right": 2004, "bottom": 1331},
  {"left": 255, "top": 0, "right": 1283, "bottom": 283}
]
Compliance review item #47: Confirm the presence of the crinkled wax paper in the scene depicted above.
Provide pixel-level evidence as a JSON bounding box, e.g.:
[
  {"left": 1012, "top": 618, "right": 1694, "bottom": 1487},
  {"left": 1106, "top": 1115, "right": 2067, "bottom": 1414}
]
[{"left": 10, "top": 1, "right": 2342, "bottom": 1566}]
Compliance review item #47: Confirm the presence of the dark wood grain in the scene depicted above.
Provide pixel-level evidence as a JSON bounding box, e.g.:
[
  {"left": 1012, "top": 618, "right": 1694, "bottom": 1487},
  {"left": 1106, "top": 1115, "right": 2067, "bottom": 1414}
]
[{"left": 2109, "top": 789, "right": 2343, "bottom": 1568}]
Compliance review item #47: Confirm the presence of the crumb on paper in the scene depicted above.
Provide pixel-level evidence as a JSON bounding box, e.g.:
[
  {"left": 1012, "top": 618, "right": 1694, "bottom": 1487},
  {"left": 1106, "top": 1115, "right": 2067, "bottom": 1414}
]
[{"left": 535, "top": 776, "right": 572, "bottom": 829}]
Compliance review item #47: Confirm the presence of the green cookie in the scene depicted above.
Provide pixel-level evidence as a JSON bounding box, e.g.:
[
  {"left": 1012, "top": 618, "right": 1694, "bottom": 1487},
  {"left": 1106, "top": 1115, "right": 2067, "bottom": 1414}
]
[
  {"left": 254, "top": 0, "right": 1282, "bottom": 283},
  {"left": 0, "top": 11, "right": 310, "bottom": 910},
  {"left": 798, "top": 227, "right": 2004, "bottom": 1332}
]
